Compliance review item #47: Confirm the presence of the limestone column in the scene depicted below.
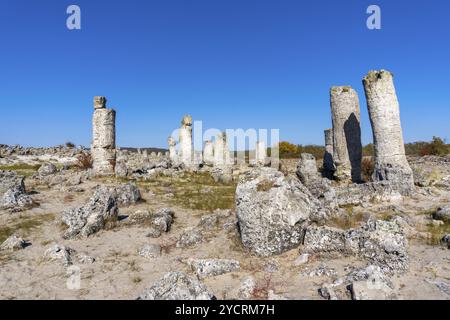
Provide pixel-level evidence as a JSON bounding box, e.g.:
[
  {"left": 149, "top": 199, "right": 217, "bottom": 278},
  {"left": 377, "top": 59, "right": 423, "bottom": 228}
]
[
  {"left": 255, "top": 141, "right": 267, "bottom": 165},
  {"left": 179, "top": 115, "right": 193, "bottom": 166},
  {"left": 363, "top": 70, "right": 414, "bottom": 190},
  {"left": 203, "top": 140, "right": 214, "bottom": 166},
  {"left": 323, "top": 129, "right": 335, "bottom": 178},
  {"left": 92, "top": 96, "right": 116, "bottom": 175},
  {"left": 168, "top": 136, "right": 177, "bottom": 162},
  {"left": 223, "top": 132, "right": 233, "bottom": 165},
  {"left": 330, "top": 86, "right": 362, "bottom": 182},
  {"left": 213, "top": 133, "right": 225, "bottom": 166}
]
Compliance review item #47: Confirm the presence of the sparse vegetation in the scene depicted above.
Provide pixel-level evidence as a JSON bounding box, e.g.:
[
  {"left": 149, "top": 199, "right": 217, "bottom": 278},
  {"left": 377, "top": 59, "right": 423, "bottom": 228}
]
[
  {"left": 0, "top": 163, "right": 41, "bottom": 177},
  {"left": 361, "top": 157, "right": 375, "bottom": 182},
  {"left": 425, "top": 222, "right": 450, "bottom": 245},
  {"left": 138, "top": 172, "right": 237, "bottom": 211},
  {"left": 277, "top": 141, "right": 325, "bottom": 159},
  {"left": 0, "top": 213, "right": 55, "bottom": 243},
  {"left": 328, "top": 206, "right": 367, "bottom": 230},
  {"left": 76, "top": 152, "right": 93, "bottom": 170}
]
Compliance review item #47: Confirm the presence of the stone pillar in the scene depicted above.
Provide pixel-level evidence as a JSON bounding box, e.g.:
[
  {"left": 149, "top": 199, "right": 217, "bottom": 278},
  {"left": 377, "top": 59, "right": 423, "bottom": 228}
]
[
  {"left": 203, "top": 140, "right": 214, "bottom": 166},
  {"left": 323, "top": 129, "right": 335, "bottom": 179},
  {"left": 179, "top": 115, "right": 193, "bottom": 166},
  {"left": 363, "top": 70, "right": 414, "bottom": 191},
  {"left": 255, "top": 141, "right": 267, "bottom": 165},
  {"left": 92, "top": 96, "right": 116, "bottom": 176},
  {"left": 213, "top": 133, "right": 225, "bottom": 166},
  {"left": 168, "top": 136, "right": 177, "bottom": 162},
  {"left": 223, "top": 132, "right": 233, "bottom": 165},
  {"left": 330, "top": 86, "right": 362, "bottom": 182}
]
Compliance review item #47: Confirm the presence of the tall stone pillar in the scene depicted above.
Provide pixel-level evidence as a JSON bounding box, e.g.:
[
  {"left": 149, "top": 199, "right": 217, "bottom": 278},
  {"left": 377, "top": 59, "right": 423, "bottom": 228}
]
[
  {"left": 168, "top": 136, "right": 177, "bottom": 162},
  {"left": 203, "top": 140, "right": 214, "bottom": 166},
  {"left": 179, "top": 115, "right": 193, "bottom": 166},
  {"left": 323, "top": 128, "right": 335, "bottom": 179},
  {"left": 92, "top": 96, "right": 116, "bottom": 176},
  {"left": 363, "top": 70, "right": 414, "bottom": 191},
  {"left": 223, "top": 132, "right": 233, "bottom": 165},
  {"left": 330, "top": 86, "right": 362, "bottom": 182},
  {"left": 213, "top": 132, "right": 226, "bottom": 166},
  {"left": 255, "top": 141, "right": 267, "bottom": 165}
]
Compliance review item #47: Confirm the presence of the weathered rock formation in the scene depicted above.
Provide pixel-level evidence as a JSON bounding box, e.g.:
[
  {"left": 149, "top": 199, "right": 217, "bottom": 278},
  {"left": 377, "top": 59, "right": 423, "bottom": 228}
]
[
  {"left": 323, "top": 129, "right": 335, "bottom": 179},
  {"left": 138, "top": 272, "right": 215, "bottom": 300},
  {"left": 203, "top": 140, "right": 214, "bottom": 166},
  {"left": 363, "top": 70, "right": 414, "bottom": 193},
  {"left": 0, "top": 171, "right": 33, "bottom": 211},
  {"left": 92, "top": 96, "right": 116, "bottom": 176},
  {"left": 330, "top": 86, "right": 362, "bottom": 182},
  {"left": 236, "top": 167, "right": 320, "bottom": 257},
  {"left": 255, "top": 141, "right": 267, "bottom": 165},
  {"left": 179, "top": 115, "right": 193, "bottom": 166}
]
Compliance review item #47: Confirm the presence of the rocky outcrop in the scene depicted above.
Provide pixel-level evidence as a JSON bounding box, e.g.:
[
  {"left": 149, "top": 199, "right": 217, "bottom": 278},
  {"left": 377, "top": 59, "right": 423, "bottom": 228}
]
[
  {"left": 61, "top": 186, "right": 119, "bottom": 238},
  {"left": 188, "top": 258, "right": 240, "bottom": 279},
  {"left": 37, "top": 163, "right": 57, "bottom": 176},
  {"left": 113, "top": 183, "right": 141, "bottom": 206},
  {"left": 320, "top": 265, "right": 395, "bottom": 300},
  {"left": 0, "top": 171, "right": 33, "bottom": 212},
  {"left": 236, "top": 167, "right": 320, "bottom": 256},
  {"left": 138, "top": 272, "right": 215, "bottom": 300},
  {"left": 434, "top": 205, "right": 450, "bottom": 222},
  {"left": 304, "top": 219, "right": 408, "bottom": 273},
  {"left": 0, "top": 235, "right": 27, "bottom": 251}
]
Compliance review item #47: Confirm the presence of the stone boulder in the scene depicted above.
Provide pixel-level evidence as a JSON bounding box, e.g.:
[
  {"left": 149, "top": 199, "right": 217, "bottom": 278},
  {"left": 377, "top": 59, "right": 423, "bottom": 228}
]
[
  {"left": 138, "top": 272, "right": 215, "bottom": 300},
  {"left": 114, "top": 183, "right": 141, "bottom": 206},
  {"left": 43, "top": 244, "right": 75, "bottom": 266},
  {"left": 303, "top": 219, "right": 408, "bottom": 273},
  {"left": 38, "top": 163, "right": 57, "bottom": 176},
  {"left": 211, "top": 166, "right": 233, "bottom": 184},
  {"left": 0, "top": 171, "right": 33, "bottom": 211},
  {"left": 188, "top": 258, "right": 240, "bottom": 279},
  {"left": 434, "top": 205, "right": 450, "bottom": 223},
  {"left": 320, "top": 265, "right": 395, "bottom": 300},
  {"left": 296, "top": 153, "right": 319, "bottom": 185},
  {"left": 0, "top": 235, "right": 27, "bottom": 251},
  {"left": 61, "top": 186, "right": 118, "bottom": 238},
  {"left": 236, "top": 167, "right": 320, "bottom": 257}
]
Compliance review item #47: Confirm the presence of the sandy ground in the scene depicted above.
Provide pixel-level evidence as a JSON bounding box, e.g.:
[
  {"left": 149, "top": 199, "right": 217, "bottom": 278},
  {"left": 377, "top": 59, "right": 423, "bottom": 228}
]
[{"left": 0, "top": 159, "right": 449, "bottom": 300}]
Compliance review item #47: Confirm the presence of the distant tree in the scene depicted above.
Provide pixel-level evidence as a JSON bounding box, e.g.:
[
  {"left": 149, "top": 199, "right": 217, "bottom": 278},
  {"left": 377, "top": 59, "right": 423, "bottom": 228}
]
[
  {"left": 65, "top": 141, "right": 75, "bottom": 149},
  {"left": 278, "top": 141, "right": 300, "bottom": 158},
  {"left": 418, "top": 136, "right": 450, "bottom": 156}
]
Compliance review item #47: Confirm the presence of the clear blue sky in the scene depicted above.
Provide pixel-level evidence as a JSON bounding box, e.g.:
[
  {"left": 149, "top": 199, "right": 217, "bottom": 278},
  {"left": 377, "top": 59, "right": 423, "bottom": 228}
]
[{"left": 0, "top": 0, "right": 449, "bottom": 148}]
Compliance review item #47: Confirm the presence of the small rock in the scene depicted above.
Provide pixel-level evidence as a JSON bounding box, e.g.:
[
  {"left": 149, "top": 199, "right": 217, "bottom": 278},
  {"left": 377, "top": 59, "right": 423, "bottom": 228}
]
[
  {"left": 188, "top": 258, "right": 240, "bottom": 279},
  {"left": 433, "top": 205, "right": 450, "bottom": 222},
  {"left": 441, "top": 235, "right": 450, "bottom": 249},
  {"left": 138, "top": 244, "right": 162, "bottom": 259},
  {"left": 267, "top": 290, "right": 287, "bottom": 300},
  {"left": 146, "top": 227, "right": 162, "bottom": 238},
  {"left": 237, "top": 277, "right": 256, "bottom": 299},
  {"left": 176, "top": 228, "right": 203, "bottom": 248},
  {"left": 43, "top": 244, "right": 74, "bottom": 266},
  {"left": 0, "top": 235, "right": 27, "bottom": 251},
  {"left": 293, "top": 253, "right": 310, "bottom": 266},
  {"left": 114, "top": 183, "right": 141, "bottom": 206},
  {"left": 38, "top": 163, "right": 57, "bottom": 176},
  {"left": 138, "top": 271, "right": 215, "bottom": 300},
  {"left": 151, "top": 208, "right": 174, "bottom": 232},
  {"left": 77, "top": 254, "right": 96, "bottom": 264}
]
